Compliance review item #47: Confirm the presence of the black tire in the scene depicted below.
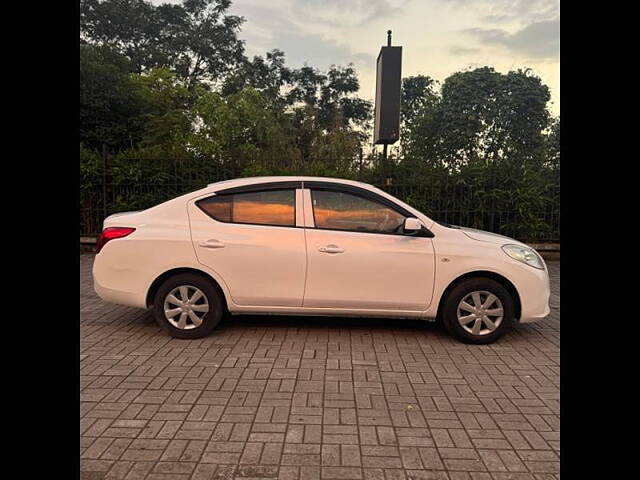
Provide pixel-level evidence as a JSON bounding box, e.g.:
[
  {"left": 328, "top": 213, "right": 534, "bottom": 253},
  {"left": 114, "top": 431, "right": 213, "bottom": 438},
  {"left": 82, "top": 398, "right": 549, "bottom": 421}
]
[
  {"left": 442, "top": 277, "right": 514, "bottom": 344},
  {"left": 153, "top": 273, "right": 224, "bottom": 339}
]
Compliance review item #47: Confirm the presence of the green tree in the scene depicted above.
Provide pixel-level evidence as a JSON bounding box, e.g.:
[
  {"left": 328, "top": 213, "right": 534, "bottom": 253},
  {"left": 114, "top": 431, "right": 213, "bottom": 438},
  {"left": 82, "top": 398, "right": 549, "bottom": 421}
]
[
  {"left": 318, "top": 65, "right": 371, "bottom": 131},
  {"left": 221, "top": 49, "right": 292, "bottom": 107},
  {"left": 131, "top": 68, "right": 195, "bottom": 151},
  {"left": 80, "top": 44, "right": 147, "bottom": 150},
  {"left": 286, "top": 64, "right": 371, "bottom": 130},
  {"left": 398, "top": 67, "right": 552, "bottom": 172},
  {"left": 545, "top": 117, "right": 560, "bottom": 171},
  {"left": 188, "top": 87, "right": 296, "bottom": 175},
  {"left": 401, "top": 75, "right": 437, "bottom": 127},
  {"left": 80, "top": 0, "right": 167, "bottom": 73},
  {"left": 437, "top": 67, "right": 551, "bottom": 168},
  {"left": 156, "top": 0, "right": 245, "bottom": 86},
  {"left": 286, "top": 64, "right": 371, "bottom": 163},
  {"left": 81, "top": 0, "right": 245, "bottom": 85},
  {"left": 287, "top": 66, "right": 325, "bottom": 106},
  {"left": 398, "top": 75, "right": 440, "bottom": 171}
]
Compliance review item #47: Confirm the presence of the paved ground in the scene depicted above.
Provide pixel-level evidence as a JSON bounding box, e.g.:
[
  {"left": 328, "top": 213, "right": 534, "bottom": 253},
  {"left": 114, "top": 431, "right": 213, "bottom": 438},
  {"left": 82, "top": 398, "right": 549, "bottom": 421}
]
[{"left": 81, "top": 255, "right": 559, "bottom": 480}]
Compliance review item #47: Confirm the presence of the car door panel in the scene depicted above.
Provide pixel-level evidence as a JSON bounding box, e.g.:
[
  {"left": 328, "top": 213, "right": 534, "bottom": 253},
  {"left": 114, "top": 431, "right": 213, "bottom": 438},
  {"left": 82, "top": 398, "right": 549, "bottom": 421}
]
[
  {"left": 303, "top": 229, "right": 435, "bottom": 310},
  {"left": 187, "top": 191, "right": 307, "bottom": 307},
  {"left": 302, "top": 188, "right": 436, "bottom": 311}
]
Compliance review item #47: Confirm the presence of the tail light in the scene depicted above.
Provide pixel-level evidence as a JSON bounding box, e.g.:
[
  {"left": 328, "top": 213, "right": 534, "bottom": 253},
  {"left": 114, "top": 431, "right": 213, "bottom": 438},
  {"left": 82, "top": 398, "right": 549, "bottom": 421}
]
[{"left": 95, "top": 227, "right": 136, "bottom": 254}]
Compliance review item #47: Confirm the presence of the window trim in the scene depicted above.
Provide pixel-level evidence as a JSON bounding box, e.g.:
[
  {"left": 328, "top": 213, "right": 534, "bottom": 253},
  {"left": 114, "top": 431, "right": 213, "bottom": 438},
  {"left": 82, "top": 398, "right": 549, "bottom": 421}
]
[
  {"left": 307, "top": 183, "right": 418, "bottom": 237},
  {"left": 216, "top": 180, "right": 303, "bottom": 196},
  {"left": 196, "top": 187, "right": 298, "bottom": 229}
]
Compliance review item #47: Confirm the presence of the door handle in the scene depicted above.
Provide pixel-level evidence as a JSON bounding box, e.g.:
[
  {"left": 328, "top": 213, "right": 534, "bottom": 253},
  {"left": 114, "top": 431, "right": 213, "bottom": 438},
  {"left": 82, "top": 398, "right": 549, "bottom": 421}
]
[
  {"left": 199, "top": 239, "right": 225, "bottom": 249},
  {"left": 318, "top": 244, "right": 344, "bottom": 254}
]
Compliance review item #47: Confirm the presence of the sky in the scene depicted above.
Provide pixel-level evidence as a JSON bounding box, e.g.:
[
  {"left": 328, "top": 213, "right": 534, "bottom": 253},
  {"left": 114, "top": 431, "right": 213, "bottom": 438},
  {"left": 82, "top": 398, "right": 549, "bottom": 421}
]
[{"left": 153, "top": 0, "right": 560, "bottom": 115}]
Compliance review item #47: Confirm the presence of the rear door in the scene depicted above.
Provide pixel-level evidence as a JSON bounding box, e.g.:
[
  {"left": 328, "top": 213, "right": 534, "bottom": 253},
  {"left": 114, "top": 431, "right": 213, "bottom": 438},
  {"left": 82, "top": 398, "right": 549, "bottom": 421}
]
[
  {"left": 302, "top": 184, "right": 435, "bottom": 311},
  {"left": 188, "top": 182, "right": 307, "bottom": 307}
]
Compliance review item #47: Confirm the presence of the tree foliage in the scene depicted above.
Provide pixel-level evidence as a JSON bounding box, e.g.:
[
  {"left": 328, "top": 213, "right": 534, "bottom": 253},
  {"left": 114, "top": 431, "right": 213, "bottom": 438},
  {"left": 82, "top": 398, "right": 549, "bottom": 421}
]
[
  {"left": 80, "top": 0, "right": 245, "bottom": 84},
  {"left": 222, "top": 49, "right": 292, "bottom": 106},
  {"left": 436, "top": 67, "right": 551, "bottom": 168},
  {"left": 80, "top": 44, "right": 146, "bottom": 150},
  {"left": 80, "top": 0, "right": 559, "bottom": 241},
  {"left": 130, "top": 69, "right": 196, "bottom": 151}
]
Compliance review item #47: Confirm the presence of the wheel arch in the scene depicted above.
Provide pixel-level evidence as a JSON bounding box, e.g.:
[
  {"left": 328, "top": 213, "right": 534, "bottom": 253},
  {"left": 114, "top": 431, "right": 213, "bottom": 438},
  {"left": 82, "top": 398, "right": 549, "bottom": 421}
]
[
  {"left": 146, "top": 267, "right": 229, "bottom": 311},
  {"left": 436, "top": 271, "right": 521, "bottom": 321}
]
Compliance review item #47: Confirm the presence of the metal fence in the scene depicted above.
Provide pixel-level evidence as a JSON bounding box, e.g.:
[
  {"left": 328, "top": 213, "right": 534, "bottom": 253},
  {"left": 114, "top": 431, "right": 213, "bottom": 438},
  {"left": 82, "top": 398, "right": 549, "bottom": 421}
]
[{"left": 80, "top": 157, "right": 559, "bottom": 242}]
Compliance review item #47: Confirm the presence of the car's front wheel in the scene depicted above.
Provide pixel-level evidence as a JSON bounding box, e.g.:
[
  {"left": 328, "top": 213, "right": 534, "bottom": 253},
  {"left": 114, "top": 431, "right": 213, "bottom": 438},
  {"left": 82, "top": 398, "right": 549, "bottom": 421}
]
[
  {"left": 442, "top": 277, "right": 515, "bottom": 344},
  {"left": 153, "top": 273, "right": 224, "bottom": 339}
]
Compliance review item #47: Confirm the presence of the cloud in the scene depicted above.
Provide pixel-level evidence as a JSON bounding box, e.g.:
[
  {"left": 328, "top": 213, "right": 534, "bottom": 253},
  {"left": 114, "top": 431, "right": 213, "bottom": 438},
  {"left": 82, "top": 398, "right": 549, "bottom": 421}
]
[
  {"left": 463, "top": 19, "right": 559, "bottom": 59},
  {"left": 449, "top": 46, "right": 481, "bottom": 56},
  {"left": 448, "top": 0, "right": 559, "bottom": 24},
  {"left": 225, "top": 3, "right": 375, "bottom": 72},
  {"left": 271, "top": 28, "right": 375, "bottom": 71},
  {"left": 292, "top": 0, "right": 407, "bottom": 27}
]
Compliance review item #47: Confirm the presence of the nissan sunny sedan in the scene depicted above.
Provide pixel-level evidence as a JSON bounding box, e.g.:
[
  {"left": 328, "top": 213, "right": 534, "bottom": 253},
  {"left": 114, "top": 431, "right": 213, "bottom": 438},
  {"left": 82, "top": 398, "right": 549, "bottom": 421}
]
[{"left": 93, "top": 176, "right": 550, "bottom": 344}]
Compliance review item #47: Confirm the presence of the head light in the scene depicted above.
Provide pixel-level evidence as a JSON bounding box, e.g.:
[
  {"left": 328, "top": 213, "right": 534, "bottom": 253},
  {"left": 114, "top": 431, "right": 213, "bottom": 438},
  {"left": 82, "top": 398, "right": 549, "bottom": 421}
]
[{"left": 501, "top": 244, "right": 545, "bottom": 269}]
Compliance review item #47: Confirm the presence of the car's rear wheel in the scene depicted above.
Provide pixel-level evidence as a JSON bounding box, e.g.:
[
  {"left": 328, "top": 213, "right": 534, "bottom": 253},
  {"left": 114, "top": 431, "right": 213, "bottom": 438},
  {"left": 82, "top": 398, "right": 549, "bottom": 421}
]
[
  {"left": 153, "top": 273, "right": 224, "bottom": 339},
  {"left": 442, "top": 277, "right": 514, "bottom": 344}
]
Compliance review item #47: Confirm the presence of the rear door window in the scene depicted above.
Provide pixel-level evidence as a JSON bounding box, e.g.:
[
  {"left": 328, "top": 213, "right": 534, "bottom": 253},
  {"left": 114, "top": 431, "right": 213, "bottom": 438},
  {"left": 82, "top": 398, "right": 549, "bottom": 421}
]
[{"left": 197, "top": 189, "right": 295, "bottom": 227}]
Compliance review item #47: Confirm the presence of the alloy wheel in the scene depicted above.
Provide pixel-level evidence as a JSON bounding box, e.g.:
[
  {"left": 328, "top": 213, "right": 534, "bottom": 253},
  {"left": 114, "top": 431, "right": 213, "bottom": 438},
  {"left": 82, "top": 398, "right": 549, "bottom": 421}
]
[
  {"left": 457, "top": 290, "right": 504, "bottom": 336},
  {"left": 163, "top": 285, "right": 209, "bottom": 330}
]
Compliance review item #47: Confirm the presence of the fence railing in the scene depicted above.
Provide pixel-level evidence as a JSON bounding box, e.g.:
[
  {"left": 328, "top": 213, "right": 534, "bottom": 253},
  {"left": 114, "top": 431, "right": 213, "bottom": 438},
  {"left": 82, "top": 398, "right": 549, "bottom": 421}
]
[{"left": 80, "top": 157, "right": 559, "bottom": 242}]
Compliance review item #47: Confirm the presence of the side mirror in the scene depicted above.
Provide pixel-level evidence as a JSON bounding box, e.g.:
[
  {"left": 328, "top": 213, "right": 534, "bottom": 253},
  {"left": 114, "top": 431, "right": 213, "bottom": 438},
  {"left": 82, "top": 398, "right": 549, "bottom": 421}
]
[
  {"left": 403, "top": 217, "right": 435, "bottom": 237},
  {"left": 403, "top": 217, "right": 423, "bottom": 233}
]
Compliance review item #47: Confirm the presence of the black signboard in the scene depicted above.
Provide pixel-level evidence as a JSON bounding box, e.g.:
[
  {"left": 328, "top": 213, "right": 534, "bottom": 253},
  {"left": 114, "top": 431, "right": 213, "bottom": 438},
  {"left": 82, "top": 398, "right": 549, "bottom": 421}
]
[{"left": 374, "top": 45, "right": 402, "bottom": 145}]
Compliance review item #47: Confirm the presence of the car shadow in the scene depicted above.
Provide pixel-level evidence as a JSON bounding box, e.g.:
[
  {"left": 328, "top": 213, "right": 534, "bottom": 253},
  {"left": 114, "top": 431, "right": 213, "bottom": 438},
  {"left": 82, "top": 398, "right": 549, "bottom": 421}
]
[
  {"left": 217, "top": 313, "right": 444, "bottom": 334},
  {"left": 138, "top": 308, "right": 553, "bottom": 344}
]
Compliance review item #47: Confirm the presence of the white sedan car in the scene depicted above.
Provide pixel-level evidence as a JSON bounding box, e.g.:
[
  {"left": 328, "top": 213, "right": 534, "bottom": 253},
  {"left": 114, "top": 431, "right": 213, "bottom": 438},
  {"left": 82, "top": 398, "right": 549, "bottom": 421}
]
[{"left": 93, "top": 176, "right": 550, "bottom": 344}]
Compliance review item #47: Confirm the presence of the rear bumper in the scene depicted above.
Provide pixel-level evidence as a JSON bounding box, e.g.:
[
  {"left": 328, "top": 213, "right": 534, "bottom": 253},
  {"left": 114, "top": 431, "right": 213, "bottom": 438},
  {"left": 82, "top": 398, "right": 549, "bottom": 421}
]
[
  {"left": 93, "top": 279, "right": 145, "bottom": 309},
  {"left": 92, "top": 250, "right": 148, "bottom": 309}
]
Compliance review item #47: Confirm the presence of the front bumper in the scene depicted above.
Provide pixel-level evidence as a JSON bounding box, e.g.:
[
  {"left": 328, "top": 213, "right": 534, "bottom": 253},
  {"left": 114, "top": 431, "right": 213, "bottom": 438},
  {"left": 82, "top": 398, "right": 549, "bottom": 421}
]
[
  {"left": 519, "top": 301, "right": 550, "bottom": 323},
  {"left": 516, "top": 264, "right": 551, "bottom": 323}
]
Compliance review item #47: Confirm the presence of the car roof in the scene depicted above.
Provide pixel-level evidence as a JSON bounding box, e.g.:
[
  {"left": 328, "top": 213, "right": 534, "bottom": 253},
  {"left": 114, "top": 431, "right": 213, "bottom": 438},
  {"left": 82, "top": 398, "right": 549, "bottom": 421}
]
[{"left": 207, "top": 176, "right": 372, "bottom": 190}]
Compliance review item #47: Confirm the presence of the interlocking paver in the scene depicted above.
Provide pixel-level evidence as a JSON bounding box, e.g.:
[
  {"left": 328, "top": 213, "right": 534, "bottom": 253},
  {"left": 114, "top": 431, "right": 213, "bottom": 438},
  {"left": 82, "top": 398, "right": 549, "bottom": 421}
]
[{"left": 81, "top": 255, "right": 560, "bottom": 479}]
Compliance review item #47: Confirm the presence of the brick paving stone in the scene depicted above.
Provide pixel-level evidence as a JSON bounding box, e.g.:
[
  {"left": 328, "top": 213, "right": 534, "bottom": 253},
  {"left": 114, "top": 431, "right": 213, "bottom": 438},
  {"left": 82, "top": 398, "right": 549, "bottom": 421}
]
[{"left": 81, "top": 255, "right": 560, "bottom": 479}]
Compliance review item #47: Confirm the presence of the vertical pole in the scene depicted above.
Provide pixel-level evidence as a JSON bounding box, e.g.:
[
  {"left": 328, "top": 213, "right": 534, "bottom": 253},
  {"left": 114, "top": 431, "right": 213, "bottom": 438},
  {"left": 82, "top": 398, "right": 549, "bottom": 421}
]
[
  {"left": 384, "top": 30, "right": 392, "bottom": 186},
  {"left": 358, "top": 147, "right": 364, "bottom": 180},
  {"left": 102, "top": 144, "right": 107, "bottom": 221},
  {"left": 382, "top": 143, "right": 388, "bottom": 186}
]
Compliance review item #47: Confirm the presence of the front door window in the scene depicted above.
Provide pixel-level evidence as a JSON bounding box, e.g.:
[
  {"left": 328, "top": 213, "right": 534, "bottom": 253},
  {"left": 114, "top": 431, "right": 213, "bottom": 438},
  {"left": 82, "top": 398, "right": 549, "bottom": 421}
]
[{"left": 311, "top": 190, "right": 406, "bottom": 234}]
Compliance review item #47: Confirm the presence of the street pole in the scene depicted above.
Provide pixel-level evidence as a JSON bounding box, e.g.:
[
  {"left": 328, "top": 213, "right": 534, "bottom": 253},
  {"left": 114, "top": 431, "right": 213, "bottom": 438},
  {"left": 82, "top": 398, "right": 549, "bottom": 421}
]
[
  {"left": 382, "top": 144, "right": 388, "bottom": 185},
  {"left": 383, "top": 30, "right": 392, "bottom": 185},
  {"left": 102, "top": 144, "right": 107, "bottom": 220}
]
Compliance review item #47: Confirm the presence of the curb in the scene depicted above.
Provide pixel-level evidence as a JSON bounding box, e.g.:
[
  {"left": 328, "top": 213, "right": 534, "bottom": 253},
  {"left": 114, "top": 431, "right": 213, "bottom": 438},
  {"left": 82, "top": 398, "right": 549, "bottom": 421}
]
[{"left": 528, "top": 243, "right": 560, "bottom": 260}]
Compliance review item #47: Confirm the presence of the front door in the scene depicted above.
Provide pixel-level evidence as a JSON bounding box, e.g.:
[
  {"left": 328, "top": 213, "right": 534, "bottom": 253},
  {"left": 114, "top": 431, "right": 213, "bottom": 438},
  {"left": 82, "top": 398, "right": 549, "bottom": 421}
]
[{"left": 302, "top": 187, "right": 435, "bottom": 311}]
